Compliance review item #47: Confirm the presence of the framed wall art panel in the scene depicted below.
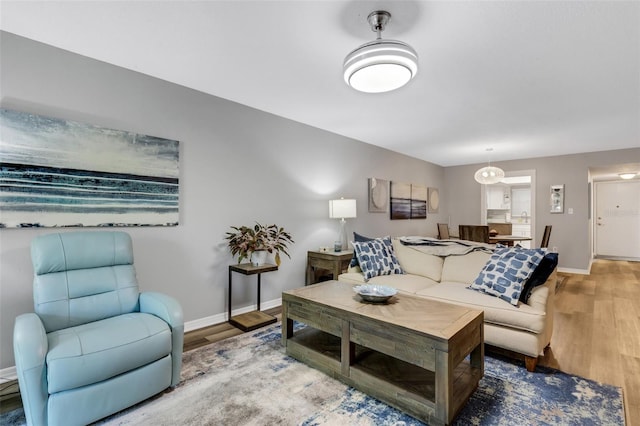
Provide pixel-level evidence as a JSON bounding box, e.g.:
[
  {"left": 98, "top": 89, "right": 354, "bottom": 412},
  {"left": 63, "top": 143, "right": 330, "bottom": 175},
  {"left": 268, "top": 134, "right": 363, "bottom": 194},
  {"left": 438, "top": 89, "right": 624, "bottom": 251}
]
[
  {"left": 390, "top": 181, "right": 411, "bottom": 220},
  {"left": 428, "top": 187, "right": 439, "bottom": 214},
  {"left": 0, "top": 109, "right": 180, "bottom": 228},
  {"left": 550, "top": 184, "right": 564, "bottom": 213},
  {"left": 410, "top": 184, "right": 427, "bottom": 219},
  {"left": 368, "top": 177, "right": 388, "bottom": 213}
]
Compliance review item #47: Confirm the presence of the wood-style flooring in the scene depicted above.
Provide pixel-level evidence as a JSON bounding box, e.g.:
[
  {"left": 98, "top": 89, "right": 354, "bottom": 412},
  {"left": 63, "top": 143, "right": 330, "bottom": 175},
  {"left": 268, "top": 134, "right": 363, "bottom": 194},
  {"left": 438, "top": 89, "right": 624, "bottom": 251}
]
[
  {"left": 1, "top": 260, "right": 638, "bottom": 426},
  {"left": 541, "top": 259, "right": 640, "bottom": 426}
]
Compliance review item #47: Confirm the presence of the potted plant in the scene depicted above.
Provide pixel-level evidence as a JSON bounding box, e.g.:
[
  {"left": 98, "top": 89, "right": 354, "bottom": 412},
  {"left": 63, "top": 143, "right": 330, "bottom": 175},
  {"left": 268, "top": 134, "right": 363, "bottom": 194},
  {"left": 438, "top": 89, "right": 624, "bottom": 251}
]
[{"left": 225, "top": 222, "right": 294, "bottom": 266}]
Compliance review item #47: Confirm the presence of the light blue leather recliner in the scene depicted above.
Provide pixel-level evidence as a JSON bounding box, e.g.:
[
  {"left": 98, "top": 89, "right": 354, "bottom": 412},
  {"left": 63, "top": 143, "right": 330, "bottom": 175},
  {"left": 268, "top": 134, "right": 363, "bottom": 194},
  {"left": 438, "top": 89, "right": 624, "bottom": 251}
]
[{"left": 13, "top": 231, "right": 184, "bottom": 426}]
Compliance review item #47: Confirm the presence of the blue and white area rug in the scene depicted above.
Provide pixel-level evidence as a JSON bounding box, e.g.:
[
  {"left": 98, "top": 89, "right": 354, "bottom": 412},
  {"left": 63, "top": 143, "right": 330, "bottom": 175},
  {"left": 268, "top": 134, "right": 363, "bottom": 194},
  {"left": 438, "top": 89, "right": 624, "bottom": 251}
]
[{"left": 2, "top": 324, "right": 624, "bottom": 425}]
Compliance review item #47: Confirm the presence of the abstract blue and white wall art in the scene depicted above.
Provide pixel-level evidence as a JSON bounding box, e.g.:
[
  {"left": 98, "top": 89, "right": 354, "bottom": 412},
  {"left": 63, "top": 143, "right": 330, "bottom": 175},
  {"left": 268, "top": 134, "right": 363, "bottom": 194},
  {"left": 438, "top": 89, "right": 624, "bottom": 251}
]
[{"left": 0, "top": 109, "right": 179, "bottom": 228}]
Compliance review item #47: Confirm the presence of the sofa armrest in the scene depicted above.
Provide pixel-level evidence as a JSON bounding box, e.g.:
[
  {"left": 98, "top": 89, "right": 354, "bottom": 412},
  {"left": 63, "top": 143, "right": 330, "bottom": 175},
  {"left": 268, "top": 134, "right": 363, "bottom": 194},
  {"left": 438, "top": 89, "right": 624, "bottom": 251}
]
[
  {"left": 14, "top": 313, "right": 48, "bottom": 426},
  {"left": 527, "top": 285, "right": 549, "bottom": 312},
  {"left": 526, "top": 268, "right": 557, "bottom": 311},
  {"left": 526, "top": 268, "right": 557, "bottom": 349},
  {"left": 139, "top": 292, "right": 184, "bottom": 386}
]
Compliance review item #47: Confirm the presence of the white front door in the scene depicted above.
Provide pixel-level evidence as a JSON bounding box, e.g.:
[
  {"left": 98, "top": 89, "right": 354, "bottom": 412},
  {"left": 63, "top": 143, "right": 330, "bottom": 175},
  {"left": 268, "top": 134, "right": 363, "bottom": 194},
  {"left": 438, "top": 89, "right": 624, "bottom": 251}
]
[{"left": 594, "top": 180, "right": 640, "bottom": 259}]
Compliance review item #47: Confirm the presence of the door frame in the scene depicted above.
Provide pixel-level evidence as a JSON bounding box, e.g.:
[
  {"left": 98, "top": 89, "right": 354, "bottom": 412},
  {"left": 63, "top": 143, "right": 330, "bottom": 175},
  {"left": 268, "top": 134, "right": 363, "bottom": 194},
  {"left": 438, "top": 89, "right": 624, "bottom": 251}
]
[
  {"left": 592, "top": 179, "right": 640, "bottom": 260},
  {"left": 480, "top": 169, "right": 536, "bottom": 245}
]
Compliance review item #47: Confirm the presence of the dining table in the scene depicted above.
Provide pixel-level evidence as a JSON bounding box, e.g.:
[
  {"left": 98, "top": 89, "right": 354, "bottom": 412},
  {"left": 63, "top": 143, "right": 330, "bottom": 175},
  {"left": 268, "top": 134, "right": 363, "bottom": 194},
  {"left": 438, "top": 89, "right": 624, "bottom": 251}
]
[{"left": 489, "top": 235, "right": 533, "bottom": 247}]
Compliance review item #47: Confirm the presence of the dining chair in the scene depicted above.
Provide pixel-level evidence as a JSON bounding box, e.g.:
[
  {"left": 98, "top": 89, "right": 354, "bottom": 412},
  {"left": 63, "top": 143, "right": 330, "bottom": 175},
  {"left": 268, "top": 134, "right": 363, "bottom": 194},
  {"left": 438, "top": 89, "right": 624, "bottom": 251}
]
[
  {"left": 490, "top": 223, "right": 512, "bottom": 236},
  {"left": 541, "top": 225, "right": 552, "bottom": 248},
  {"left": 437, "top": 223, "right": 450, "bottom": 239},
  {"left": 459, "top": 225, "right": 490, "bottom": 243}
]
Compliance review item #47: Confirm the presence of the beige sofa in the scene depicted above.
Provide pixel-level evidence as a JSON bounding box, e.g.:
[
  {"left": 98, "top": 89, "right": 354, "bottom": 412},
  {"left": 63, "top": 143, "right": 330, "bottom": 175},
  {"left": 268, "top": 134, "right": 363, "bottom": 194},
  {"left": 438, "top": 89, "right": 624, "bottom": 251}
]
[{"left": 338, "top": 238, "right": 556, "bottom": 372}]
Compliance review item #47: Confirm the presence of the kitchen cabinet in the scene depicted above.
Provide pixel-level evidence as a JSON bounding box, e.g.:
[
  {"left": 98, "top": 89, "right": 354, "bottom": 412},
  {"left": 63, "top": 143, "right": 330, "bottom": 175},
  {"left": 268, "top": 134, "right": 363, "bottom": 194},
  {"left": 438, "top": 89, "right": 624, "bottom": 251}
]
[
  {"left": 512, "top": 223, "right": 531, "bottom": 248},
  {"left": 512, "top": 224, "right": 531, "bottom": 237},
  {"left": 486, "top": 185, "right": 510, "bottom": 209}
]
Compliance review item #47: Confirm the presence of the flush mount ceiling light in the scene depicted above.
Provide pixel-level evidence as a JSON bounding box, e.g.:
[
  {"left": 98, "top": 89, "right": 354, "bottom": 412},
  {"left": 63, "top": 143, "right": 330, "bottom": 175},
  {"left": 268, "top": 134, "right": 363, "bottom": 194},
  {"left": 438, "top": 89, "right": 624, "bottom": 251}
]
[
  {"left": 343, "top": 10, "right": 418, "bottom": 93},
  {"left": 474, "top": 148, "right": 505, "bottom": 185},
  {"left": 619, "top": 172, "right": 637, "bottom": 180}
]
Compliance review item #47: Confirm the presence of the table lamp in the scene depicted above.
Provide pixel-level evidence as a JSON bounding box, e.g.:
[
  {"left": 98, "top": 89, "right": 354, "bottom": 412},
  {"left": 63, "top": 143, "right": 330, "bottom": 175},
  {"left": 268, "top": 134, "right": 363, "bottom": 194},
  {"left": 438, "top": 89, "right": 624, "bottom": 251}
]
[{"left": 329, "top": 198, "right": 357, "bottom": 252}]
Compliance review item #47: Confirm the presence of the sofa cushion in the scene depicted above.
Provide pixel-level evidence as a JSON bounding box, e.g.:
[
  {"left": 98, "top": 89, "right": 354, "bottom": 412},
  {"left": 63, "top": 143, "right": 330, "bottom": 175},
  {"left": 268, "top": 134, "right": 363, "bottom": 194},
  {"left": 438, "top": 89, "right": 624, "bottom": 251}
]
[
  {"left": 352, "top": 236, "right": 404, "bottom": 281},
  {"left": 416, "top": 282, "right": 547, "bottom": 334},
  {"left": 441, "top": 251, "right": 491, "bottom": 283},
  {"left": 46, "top": 312, "right": 172, "bottom": 393},
  {"left": 520, "top": 252, "right": 558, "bottom": 303},
  {"left": 392, "top": 239, "right": 444, "bottom": 282},
  {"left": 470, "top": 247, "right": 545, "bottom": 306}
]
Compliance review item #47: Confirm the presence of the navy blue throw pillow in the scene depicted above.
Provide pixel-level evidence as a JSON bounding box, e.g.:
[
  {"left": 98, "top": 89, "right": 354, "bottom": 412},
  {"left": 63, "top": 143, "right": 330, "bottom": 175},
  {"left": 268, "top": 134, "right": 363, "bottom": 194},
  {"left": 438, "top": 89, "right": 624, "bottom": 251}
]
[{"left": 519, "top": 252, "right": 559, "bottom": 303}]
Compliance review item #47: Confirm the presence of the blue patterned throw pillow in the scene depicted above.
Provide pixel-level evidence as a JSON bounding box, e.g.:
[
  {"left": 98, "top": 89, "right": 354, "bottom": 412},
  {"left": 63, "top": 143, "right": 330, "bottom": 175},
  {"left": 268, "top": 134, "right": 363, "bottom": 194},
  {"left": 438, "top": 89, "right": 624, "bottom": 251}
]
[
  {"left": 349, "top": 232, "right": 375, "bottom": 268},
  {"left": 470, "top": 247, "right": 545, "bottom": 306},
  {"left": 352, "top": 236, "right": 404, "bottom": 281}
]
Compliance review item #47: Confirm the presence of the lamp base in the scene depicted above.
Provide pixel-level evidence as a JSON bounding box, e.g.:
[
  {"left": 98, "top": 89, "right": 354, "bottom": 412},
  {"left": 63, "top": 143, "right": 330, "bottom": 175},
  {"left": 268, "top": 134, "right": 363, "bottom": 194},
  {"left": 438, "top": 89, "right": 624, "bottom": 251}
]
[{"left": 337, "top": 218, "right": 348, "bottom": 252}]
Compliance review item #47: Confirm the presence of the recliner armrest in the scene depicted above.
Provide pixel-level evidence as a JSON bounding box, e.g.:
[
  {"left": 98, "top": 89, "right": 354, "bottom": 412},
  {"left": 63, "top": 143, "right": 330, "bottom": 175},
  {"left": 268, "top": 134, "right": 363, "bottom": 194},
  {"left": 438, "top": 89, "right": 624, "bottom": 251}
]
[
  {"left": 14, "top": 313, "right": 48, "bottom": 426},
  {"left": 139, "top": 292, "right": 184, "bottom": 387},
  {"left": 139, "top": 292, "right": 183, "bottom": 328}
]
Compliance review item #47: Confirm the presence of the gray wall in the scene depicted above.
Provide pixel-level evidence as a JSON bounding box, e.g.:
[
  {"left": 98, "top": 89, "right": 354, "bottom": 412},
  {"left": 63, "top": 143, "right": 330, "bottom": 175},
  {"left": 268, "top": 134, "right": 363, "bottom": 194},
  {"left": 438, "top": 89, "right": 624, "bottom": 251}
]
[
  {"left": 445, "top": 147, "right": 640, "bottom": 271},
  {"left": 0, "top": 32, "right": 447, "bottom": 369},
  {"left": 2, "top": 32, "right": 637, "bottom": 370}
]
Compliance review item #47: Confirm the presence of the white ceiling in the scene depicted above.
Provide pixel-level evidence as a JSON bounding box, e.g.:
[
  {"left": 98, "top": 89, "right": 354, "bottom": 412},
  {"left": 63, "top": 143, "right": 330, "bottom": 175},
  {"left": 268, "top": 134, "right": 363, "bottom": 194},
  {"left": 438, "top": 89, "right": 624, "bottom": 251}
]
[{"left": 1, "top": 1, "right": 639, "bottom": 167}]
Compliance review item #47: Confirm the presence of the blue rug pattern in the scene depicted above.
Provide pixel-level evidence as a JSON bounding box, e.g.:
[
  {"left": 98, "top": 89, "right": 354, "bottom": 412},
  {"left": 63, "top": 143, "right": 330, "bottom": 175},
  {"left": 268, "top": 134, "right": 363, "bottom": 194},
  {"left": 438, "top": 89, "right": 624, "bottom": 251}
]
[
  {"left": 1, "top": 324, "right": 624, "bottom": 425},
  {"left": 255, "top": 324, "right": 624, "bottom": 425}
]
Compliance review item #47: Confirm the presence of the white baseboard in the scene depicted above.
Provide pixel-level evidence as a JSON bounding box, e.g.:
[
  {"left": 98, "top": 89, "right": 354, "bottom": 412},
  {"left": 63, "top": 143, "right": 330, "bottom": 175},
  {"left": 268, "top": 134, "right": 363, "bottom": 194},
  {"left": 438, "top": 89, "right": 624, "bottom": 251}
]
[
  {"left": 557, "top": 266, "right": 591, "bottom": 275},
  {"left": 184, "top": 297, "right": 282, "bottom": 332},
  {"left": 0, "top": 298, "right": 283, "bottom": 384}
]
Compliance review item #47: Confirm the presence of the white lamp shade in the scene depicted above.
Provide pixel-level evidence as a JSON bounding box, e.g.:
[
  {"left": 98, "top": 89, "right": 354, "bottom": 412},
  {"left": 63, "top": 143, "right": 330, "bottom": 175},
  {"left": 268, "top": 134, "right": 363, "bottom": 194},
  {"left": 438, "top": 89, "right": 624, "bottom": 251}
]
[
  {"left": 344, "top": 39, "right": 418, "bottom": 93},
  {"left": 329, "top": 199, "right": 357, "bottom": 219},
  {"left": 474, "top": 166, "right": 505, "bottom": 185}
]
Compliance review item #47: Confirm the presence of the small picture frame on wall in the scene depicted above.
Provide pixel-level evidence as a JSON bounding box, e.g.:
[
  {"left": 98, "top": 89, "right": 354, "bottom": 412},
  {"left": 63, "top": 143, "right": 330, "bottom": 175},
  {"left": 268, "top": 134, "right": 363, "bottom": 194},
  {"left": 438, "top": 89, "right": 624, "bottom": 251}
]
[{"left": 550, "top": 184, "right": 564, "bottom": 213}]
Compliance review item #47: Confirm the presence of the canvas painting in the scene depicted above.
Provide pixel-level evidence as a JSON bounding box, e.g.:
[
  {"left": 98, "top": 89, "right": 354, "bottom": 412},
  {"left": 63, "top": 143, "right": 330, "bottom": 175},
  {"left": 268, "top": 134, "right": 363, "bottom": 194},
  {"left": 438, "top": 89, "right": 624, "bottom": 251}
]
[
  {"left": 390, "top": 181, "right": 411, "bottom": 220},
  {"left": 428, "top": 187, "right": 439, "bottom": 213},
  {"left": 0, "top": 109, "right": 179, "bottom": 228},
  {"left": 368, "top": 177, "right": 388, "bottom": 213},
  {"left": 410, "top": 184, "right": 427, "bottom": 219}
]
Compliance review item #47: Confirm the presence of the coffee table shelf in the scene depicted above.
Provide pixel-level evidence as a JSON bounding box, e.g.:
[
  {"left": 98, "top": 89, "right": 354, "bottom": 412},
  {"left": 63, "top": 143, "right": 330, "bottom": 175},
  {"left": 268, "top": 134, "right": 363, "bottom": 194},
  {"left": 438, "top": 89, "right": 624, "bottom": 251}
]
[{"left": 282, "top": 281, "right": 484, "bottom": 426}]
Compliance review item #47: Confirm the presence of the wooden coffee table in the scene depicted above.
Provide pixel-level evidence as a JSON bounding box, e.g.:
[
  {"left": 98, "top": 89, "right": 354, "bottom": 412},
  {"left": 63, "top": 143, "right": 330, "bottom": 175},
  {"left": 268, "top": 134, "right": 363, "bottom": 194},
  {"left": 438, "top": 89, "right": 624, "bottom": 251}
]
[{"left": 282, "top": 281, "right": 484, "bottom": 426}]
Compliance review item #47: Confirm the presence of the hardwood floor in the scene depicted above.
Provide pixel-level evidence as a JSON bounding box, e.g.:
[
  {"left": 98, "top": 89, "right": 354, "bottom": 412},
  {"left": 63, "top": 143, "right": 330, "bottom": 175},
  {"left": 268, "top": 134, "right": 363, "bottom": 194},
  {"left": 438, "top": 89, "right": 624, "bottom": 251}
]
[
  {"left": 182, "top": 307, "right": 282, "bottom": 352},
  {"left": 540, "top": 259, "right": 640, "bottom": 426},
  {"left": 1, "top": 262, "right": 638, "bottom": 425}
]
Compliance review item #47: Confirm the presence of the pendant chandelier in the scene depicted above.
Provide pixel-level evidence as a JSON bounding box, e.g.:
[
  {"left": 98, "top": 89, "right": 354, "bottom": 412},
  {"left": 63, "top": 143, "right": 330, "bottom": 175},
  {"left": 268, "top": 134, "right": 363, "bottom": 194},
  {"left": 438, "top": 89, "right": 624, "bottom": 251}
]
[
  {"left": 343, "top": 11, "right": 418, "bottom": 93},
  {"left": 474, "top": 148, "right": 505, "bottom": 184}
]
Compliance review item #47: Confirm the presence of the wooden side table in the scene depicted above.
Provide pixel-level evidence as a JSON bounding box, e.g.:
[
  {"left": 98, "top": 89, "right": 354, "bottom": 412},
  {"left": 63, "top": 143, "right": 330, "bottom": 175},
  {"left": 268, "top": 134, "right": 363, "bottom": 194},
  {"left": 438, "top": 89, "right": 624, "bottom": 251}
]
[
  {"left": 305, "top": 250, "right": 353, "bottom": 285},
  {"left": 228, "top": 263, "right": 278, "bottom": 331}
]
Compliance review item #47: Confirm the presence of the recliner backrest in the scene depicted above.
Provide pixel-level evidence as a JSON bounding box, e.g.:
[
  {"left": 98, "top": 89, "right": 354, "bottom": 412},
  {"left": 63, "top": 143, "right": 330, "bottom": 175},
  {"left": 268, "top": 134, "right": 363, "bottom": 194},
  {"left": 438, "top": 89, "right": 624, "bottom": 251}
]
[{"left": 31, "top": 231, "right": 140, "bottom": 332}]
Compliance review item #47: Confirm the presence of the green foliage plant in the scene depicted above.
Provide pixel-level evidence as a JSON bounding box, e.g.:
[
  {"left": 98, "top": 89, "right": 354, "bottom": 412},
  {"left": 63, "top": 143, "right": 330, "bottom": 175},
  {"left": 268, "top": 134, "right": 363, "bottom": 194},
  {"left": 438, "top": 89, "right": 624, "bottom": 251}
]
[{"left": 225, "top": 222, "right": 294, "bottom": 266}]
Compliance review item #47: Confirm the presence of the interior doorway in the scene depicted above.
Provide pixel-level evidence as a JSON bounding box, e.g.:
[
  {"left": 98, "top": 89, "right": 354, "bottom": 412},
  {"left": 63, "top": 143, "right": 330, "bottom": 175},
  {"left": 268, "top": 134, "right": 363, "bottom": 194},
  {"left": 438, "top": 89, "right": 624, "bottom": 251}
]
[{"left": 480, "top": 169, "right": 536, "bottom": 247}]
